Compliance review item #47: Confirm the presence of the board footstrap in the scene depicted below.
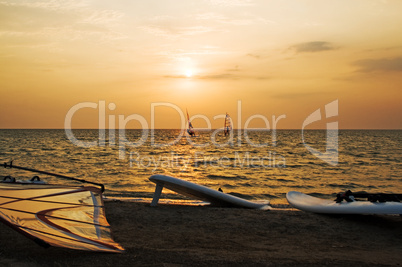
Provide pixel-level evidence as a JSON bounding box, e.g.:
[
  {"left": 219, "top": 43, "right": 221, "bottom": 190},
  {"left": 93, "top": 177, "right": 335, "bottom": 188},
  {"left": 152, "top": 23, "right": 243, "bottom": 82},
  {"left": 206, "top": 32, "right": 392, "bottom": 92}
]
[{"left": 335, "top": 190, "right": 402, "bottom": 203}]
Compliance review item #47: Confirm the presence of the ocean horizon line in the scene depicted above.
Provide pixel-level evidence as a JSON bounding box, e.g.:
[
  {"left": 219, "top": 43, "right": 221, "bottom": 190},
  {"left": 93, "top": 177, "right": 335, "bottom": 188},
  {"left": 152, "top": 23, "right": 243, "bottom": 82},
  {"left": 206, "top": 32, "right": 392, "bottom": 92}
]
[{"left": 0, "top": 128, "right": 401, "bottom": 131}]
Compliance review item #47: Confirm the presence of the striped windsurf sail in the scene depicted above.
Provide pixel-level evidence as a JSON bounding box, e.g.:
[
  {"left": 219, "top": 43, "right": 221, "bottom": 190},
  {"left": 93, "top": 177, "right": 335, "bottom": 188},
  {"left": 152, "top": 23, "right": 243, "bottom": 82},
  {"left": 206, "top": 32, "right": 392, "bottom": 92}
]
[
  {"left": 224, "top": 113, "right": 232, "bottom": 136},
  {"left": 0, "top": 182, "right": 124, "bottom": 253}
]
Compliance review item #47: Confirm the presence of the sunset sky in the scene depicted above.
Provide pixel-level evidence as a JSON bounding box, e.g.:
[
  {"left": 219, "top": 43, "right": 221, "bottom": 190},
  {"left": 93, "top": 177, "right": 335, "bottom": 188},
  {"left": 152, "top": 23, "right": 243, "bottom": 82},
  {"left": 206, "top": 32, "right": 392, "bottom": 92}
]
[{"left": 1, "top": 0, "right": 401, "bottom": 129}]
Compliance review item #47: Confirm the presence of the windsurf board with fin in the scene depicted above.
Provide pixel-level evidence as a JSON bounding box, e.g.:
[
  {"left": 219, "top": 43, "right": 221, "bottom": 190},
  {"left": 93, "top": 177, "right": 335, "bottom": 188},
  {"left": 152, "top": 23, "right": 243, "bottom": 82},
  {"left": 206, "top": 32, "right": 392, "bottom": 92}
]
[
  {"left": 286, "top": 191, "right": 402, "bottom": 215},
  {"left": 149, "top": 175, "right": 270, "bottom": 210}
]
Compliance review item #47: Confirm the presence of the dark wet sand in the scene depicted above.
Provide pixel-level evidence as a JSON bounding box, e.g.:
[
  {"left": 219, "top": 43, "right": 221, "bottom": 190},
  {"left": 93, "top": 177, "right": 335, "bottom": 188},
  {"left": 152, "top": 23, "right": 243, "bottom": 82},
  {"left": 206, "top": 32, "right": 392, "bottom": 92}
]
[{"left": 1, "top": 201, "right": 401, "bottom": 266}]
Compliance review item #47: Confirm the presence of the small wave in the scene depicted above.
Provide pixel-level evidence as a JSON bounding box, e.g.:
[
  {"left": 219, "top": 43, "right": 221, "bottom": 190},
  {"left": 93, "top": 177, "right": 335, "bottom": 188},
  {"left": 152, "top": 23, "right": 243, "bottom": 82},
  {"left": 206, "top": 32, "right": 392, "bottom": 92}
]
[
  {"left": 238, "top": 182, "right": 253, "bottom": 187},
  {"left": 286, "top": 164, "right": 303, "bottom": 168},
  {"left": 288, "top": 185, "right": 314, "bottom": 189},
  {"left": 326, "top": 183, "right": 365, "bottom": 189},
  {"left": 261, "top": 193, "right": 279, "bottom": 199},
  {"left": 275, "top": 178, "right": 294, "bottom": 183},
  {"left": 206, "top": 174, "right": 245, "bottom": 180},
  {"left": 220, "top": 183, "right": 236, "bottom": 189}
]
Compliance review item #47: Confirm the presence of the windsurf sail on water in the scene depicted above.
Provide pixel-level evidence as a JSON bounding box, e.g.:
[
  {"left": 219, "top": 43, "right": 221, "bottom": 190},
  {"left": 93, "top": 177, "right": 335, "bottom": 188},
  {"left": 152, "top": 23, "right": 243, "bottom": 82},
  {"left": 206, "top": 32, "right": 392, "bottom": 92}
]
[
  {"left": 1, "top": 162, "right": 124, "bottom": 253},
  {"left": 224, "top": 113, "right": 232, "bottom": 136},
  {"left": 186, "top": 109, "right": 195, "bottom": 136}
]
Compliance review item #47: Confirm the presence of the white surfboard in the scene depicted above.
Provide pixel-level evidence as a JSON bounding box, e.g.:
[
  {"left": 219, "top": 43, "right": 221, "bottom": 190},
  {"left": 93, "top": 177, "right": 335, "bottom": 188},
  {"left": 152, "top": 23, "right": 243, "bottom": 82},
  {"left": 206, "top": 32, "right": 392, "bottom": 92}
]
[
  {"left": 149, "top": 175, "right": 270, "bottom": 210},
  {"left": 286, "top": 191, "right": 402, "bottom": 215}
]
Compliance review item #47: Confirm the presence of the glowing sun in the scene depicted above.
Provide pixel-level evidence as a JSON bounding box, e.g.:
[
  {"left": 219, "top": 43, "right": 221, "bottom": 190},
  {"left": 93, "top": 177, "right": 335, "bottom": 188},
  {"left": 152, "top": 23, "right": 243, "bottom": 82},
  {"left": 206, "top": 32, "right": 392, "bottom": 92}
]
[{"left": 185, "top": 70, "right": 193, "bottom": 78}]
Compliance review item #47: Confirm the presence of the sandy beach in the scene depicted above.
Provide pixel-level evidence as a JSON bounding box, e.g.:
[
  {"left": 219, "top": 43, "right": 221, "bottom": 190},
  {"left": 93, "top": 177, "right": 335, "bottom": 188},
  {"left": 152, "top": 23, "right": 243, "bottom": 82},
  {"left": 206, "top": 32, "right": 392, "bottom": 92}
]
[{"left": 1, "top": 201, "right": 401, "bottom": 266}]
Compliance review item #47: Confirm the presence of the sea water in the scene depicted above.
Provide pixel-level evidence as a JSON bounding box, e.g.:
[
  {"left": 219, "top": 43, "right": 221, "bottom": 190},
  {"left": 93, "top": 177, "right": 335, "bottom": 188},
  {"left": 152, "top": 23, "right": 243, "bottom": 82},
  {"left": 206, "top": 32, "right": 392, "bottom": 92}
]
[{"left": 0, "top": 129, "right": 401, "bottom": 204}]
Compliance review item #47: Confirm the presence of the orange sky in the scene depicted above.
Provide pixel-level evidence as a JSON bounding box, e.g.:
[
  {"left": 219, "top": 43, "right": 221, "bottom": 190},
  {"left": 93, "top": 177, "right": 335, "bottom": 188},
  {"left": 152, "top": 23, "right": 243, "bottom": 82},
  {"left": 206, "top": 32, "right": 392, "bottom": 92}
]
[{"left": 1, "top": 0, "right": 401, "bottom": 129}]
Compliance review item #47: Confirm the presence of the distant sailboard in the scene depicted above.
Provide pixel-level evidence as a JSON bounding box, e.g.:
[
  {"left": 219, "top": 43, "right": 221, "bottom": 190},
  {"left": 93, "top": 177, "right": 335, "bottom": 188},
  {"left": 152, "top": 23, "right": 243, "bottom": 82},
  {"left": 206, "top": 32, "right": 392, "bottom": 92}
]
[
  {"left": 149, "top": 175, "right": 270, "bottom": 210},
  {"left": 286, "top": 191, "right": 402, "bottom": 215},
  {"left": 1, "top": 162, "right": 124, "bottom": 252},
  {"left": 223, "top": 112, "right": 232, "bottom": 136},
  {"left": 186, "top": 109, "right": 196, "bottom": 137}
]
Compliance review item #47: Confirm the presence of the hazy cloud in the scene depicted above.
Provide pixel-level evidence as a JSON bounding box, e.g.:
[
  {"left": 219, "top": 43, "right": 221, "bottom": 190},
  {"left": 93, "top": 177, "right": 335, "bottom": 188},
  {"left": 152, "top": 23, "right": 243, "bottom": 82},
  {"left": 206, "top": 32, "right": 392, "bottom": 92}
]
[
  {"left": 79, "top": 9, "right": 124, "bottom": 25},
  {"left": 247, "top": 53, "right": 262, "bottom": 59},
  {"left": 206, "top": 0, "right": 255, "bottom": 7},
  {"left": 291, "top": 41, "right": 336, "bottom": 53},
  {"left": 139, "top": 14, "right": 222, "bottom": 39},
  {"left": 139, "top": 25, "right": 216, "bottom": 39},
  {"left": 354, "top": 57, "right": 402, "bottom": 72},
  {"left": 199, "top": 73, "right": 240, "bottom": 80},
  {"left": 0, "top": 0, "right": 125, "bottom": 45},
  {"left": 164, "top": 73, "right": 239, "bottom": 80},
  {"left": 226, "top": 65, "right": 240, "bottom": 72},
  {"left": 0, "top": 0, "right": 88, "bottom": 11},
  {"left": 164, "top": 72, "right": 269, "bottom": 81},
  {"left": 155, "top": 47, "right": 231, "bottom": 65},
  {"left": 140, "top": 10, "right": 272, "bottom": 40},
  {"left": 195, "top": 12, "right": 272, "bottom": 26},
  {"left": 272, "top": 92, "right": 319, "bottom": 99}
]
